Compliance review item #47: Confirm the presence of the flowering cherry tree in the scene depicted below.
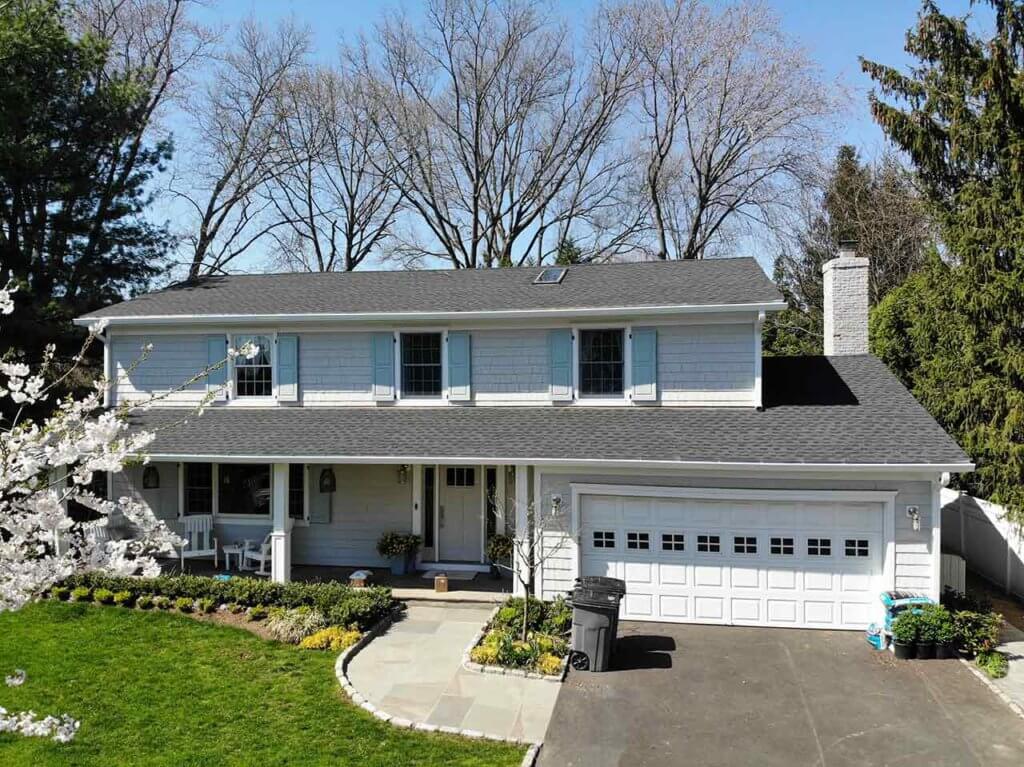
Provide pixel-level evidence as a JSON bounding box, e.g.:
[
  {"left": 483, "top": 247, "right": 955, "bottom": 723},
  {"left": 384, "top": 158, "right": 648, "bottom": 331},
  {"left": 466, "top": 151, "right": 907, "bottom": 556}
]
[{"left": 0, "top": 278, "right": 255, "bottom": 743}]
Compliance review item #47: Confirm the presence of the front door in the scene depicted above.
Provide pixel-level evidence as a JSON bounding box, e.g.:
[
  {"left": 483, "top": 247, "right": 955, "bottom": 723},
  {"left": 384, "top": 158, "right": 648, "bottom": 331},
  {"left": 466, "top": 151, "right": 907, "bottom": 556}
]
[{"left": 439, "top": 466, "right": 481, "bottom": 562}]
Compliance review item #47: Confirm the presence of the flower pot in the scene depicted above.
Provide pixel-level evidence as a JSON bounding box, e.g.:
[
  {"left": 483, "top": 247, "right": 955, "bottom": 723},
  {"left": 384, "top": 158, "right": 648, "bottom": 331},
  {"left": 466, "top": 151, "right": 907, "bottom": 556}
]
[
  {"left": 935, "top": 641, "right": 958, "bottom": 660},
  {"left": 915, "top": 640, "right": 935, "bottom": 659},
  {"left": 390, "top": 557, "right": 408, "bottom": 576},
  {"left": 893, "top": 640, "right": 916, "bottom": 660}
]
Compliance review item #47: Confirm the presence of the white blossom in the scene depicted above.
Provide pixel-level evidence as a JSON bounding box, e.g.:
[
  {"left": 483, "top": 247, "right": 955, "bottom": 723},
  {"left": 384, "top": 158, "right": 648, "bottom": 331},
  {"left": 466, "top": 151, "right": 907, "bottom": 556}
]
[{"left": 5, "top": 670, "right": 25, "bottom": 687}]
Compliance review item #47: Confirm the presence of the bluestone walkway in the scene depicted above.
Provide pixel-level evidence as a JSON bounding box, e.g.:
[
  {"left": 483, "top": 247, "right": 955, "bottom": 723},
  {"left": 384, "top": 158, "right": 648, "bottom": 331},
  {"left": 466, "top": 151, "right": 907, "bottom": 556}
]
[
  {"left": 345, "top": 603, "right": 559, "bottom": 743},
  {"left": 993, "top": 622, "right": 1024, "bottom": 714}
]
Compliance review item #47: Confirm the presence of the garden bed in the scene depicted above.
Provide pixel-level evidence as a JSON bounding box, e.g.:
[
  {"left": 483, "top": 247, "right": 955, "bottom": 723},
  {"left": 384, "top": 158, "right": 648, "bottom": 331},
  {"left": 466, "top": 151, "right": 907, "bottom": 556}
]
[{"left": 464, "top": 597, "right": 571, "bottom": 678}]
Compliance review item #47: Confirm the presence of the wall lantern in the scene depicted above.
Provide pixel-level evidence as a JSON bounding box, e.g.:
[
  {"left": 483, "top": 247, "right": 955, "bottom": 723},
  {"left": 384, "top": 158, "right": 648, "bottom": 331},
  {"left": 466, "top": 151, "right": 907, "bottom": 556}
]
[
  {"left": 397, "top": 464, "right": 410, "bottom": 485},
  {"left": 319, "top": 468, "right": 337, "bottom": 494},
  {"left": 550, "top": 493, "right": 562, "bottom": 518},
  {"left": 142, "top": 465, "right": 160, "bottom": 490}
]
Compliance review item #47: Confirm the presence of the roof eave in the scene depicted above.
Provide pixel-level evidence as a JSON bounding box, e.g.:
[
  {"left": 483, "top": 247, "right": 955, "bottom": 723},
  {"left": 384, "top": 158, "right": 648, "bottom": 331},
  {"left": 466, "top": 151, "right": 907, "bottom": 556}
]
[{"left": 74, "top": 300, "right": 788, "bottom": 327}]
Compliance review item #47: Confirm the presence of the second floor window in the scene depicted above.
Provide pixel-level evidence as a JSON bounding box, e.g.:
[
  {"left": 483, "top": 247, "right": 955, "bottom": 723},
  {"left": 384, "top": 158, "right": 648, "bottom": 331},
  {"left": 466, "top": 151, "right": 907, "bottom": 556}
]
[
  {"left": 402, "top": 333, "right": 442, "bottom": 396},
  {"left": 579, "top": 329, "right": 623, "bottom": 396},
  {"left": 234, "top": 335, "right": 273, "bottom": 397}
]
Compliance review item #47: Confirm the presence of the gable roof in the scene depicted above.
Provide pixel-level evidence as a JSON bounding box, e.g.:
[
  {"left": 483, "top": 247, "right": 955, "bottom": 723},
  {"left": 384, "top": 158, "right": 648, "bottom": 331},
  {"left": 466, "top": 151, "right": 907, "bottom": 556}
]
[
  {"left": 77, "top": 258, "right": 784, "bottom": 324},
  {"left": 126, "top": 355, "right": 971, "bottom": 471}
]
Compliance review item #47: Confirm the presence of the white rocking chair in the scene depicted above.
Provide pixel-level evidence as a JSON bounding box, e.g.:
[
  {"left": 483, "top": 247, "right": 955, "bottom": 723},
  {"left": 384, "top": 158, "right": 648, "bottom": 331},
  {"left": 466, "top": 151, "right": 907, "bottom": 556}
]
[
  {"left": 243, "top": 533, "right": 273, "bottom": 577},
  {"left": 180, "top": 515, "right": 219, "bottom": 571}
]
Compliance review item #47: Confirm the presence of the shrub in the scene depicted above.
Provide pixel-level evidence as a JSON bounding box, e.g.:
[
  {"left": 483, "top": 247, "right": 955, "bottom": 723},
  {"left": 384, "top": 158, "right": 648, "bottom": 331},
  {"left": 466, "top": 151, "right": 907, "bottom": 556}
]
[
  {"left": 485, "top": 534, "right": 513, "bottom": 563},
  {"left": 93, "top": 588, "right": 115, "bottom": 605},
  {"left": 891, "top": 612, "right": 918, "bottom": 644},
  {"left": 70, "top": 586, "right": 92, "bottom": 603},
  {"left": 248, "top": 605, "right": 268, "bottom": 622},
  {"left": 536, "top": 653, "right": 562, "bottom": 676},
  {"left": 266, "top": 606, "right": 328, "bottom": 644},
  {"left": 112, "top": 591, "right": 134, "bottom": 607},
  {"left": 376, "top": 532, "right": 421, "bottom": 559},
  {"left": 136, "top": 595, "right": 154, "bottom": 610},
  {"left": 470, "top": 645, "right": 500, "bottom": 665},
  {"left": 541, "top": 596, "right": 572, "bottom": 637},
  {"left": 174, "top": 597, "right": 195, "bottom": 613},
  {"left": 299, "top": 627, "right": 361, "bottom": 652},
  {"left": 942, "top": 588, "right": 993, "bottom": 615},
  {"left": 197, "top": 597, "right": 217, "bottom": 614},
  {"left": 954, "top": 611, "right": 1003, "bottom": 656},
  {"left": 50, "top": 586, "right": 69, "bottom": 601},
  {"left": 226, "top": 603, "right": 245, "bottom": 614},
  {"left": 325, "top": 589, "right": 392, "bottom": 631},
  {"left": 152, "top": 596, "right": 171, "bottom": 610},
  {"left": 917, "top": 604, "right": 947, "bottom": 643},
  {"left": 493, "top": 597, "right": 547, "bottom": 634},
  {"left": 976, "top": 650, "right": 1009, "bottom": 679}
]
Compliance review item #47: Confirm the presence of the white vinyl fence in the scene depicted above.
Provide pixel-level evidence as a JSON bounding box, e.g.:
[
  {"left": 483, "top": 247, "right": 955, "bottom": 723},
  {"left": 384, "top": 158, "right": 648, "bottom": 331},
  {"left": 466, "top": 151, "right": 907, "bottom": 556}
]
[{"left": 941, "top": 488, "right": 1024, "bottom": 600}]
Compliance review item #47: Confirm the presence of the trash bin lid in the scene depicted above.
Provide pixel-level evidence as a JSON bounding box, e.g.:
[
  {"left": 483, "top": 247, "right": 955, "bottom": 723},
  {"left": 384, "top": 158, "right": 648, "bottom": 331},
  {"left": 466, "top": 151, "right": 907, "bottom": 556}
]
[
  {"left": 575, "top": 576, "right": 626, "bottom": 595},
  {"left": 571, "top": 586, "right": 623, "bottom": 608}
]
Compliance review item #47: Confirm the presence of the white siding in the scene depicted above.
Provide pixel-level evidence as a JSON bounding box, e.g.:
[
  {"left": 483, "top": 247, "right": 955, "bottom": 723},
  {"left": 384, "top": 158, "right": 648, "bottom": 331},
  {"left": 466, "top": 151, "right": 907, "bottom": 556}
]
[
  {"left": 111, "top": 335, "right": 208, "bottom": 406},
  {"left": 536, "top": 472, "right": 937, "bottom": 603},
  {"left": 299, "top": 332, "right": 373, "bottom": 404},
  {"left": 657, "top": 323, "right": 755, "bottom": 404},
  {"left": 471, "top": 329, "right": 549, "bottom": 400},
  {"left": 291, "top": 464, "right": 412, "bottom": 566}
]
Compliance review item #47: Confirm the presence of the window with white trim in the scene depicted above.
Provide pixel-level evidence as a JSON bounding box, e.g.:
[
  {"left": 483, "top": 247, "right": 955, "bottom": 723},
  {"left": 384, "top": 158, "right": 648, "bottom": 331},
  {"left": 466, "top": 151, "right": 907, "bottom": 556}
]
[
  {"left": 697, "top": 534, "right": 720, "bottom": 553},
  {"left": 218, "top": 464, "right": 271, "bottom": 516},
  {"left": 183, "top": 463, "right": 213, "bottom": 516},
  {"left": 233, "top": 334, "right": 273, "bottom": 397},
  {"left": 626, "top": 531, "right": 650, "bottom": 550},
  {"left": 661, "top": 533, "right": 685, "bottom": 551},
  {"left": 579, "top": 329, "right": 624, "bottom": 396},
  {"left": 401, "top": 333, "right": 442, "bottom": 396},
  {"left": 807, "top": 537, "right": 831, "bottom": 556},
  {"left": 446, "top": 467, "right": 475, "bottom": 487},
  {"left": 288, "top": 464, "right": 305, "bottom": 520},
  {"left": 733, "top": 536, "right": 757, "bottom": 554},
  {"left": 844, "top": 539, "right": 870, "bottom": 557},
  {"left": 593, "top": 531, "right": 615, "bottom": 548},
  {"left": 770, "top": 537, "right": 794, "bottom": 555}
]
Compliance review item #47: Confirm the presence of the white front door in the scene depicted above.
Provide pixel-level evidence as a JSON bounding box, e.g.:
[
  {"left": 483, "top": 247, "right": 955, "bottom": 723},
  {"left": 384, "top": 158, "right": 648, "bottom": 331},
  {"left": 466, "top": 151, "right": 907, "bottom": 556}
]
[
  {"left": 579, "top": 493, "right": 885, "bottom": 630},
  {"left": 439, "top": 466, "right": 482, "bottom": 562}
]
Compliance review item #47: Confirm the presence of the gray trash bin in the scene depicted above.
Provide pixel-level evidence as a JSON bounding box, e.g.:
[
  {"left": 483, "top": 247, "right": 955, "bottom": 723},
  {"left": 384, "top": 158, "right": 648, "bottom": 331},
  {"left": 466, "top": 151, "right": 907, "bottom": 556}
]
[
  {"left": 575, "top": 576, "right": 626, "bottom": 640},
  {"left": 569, "top": 579, "right": 625, "bottom": 672}
]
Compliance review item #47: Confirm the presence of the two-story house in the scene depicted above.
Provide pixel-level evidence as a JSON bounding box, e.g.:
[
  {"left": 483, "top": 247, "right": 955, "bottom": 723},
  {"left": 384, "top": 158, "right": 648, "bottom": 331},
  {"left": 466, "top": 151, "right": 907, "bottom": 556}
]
[{"left": 75, "top": 251, "right": 971, "bottom": 630}]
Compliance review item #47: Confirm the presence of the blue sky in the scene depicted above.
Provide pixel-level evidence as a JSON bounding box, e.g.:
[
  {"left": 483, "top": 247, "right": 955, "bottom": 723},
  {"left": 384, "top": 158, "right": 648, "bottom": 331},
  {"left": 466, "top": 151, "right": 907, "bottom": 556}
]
[{"left": 168, "top": 0, "right": 992, "bottom": 273}]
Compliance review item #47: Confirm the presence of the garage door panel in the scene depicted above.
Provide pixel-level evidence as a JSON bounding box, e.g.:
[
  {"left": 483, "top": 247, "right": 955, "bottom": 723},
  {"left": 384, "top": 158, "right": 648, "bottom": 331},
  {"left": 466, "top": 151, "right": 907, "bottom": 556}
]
[{"left": 579, "top": 493, "right": 884, "bottom": 630}]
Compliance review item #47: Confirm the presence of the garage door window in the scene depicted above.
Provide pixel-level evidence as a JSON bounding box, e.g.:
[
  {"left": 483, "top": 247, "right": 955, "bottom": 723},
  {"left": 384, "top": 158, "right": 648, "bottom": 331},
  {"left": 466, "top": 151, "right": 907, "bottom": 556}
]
[
  {"left": 661, "top": 533, "right": 685, "bottom": 551},
  {"left": 593, "top": 531, "right": 615, "bottom": 548},
  {"left": 697, "top": 534, "right": 720, "bottom": 553},
  {"left": 733, "top": 536, "right": 757, "bottom": 554},
  {"left": 626, "top": 531, "right": 650, "bottom": 550},
  {"left": 807, "top": 537, "right": 831, "bottom": 556},
  {"left": 844, "top": 539, "right": 870, "bottom": 557},
  {"left": 770, "top": 537, "right": 794, "bottom": 555}
]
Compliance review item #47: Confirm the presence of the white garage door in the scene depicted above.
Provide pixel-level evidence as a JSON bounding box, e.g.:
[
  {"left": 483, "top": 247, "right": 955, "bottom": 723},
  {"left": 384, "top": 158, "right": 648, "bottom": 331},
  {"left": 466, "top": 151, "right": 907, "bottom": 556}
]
[{"left": 579, "top": 493, "right": 885, "bottom": 629}]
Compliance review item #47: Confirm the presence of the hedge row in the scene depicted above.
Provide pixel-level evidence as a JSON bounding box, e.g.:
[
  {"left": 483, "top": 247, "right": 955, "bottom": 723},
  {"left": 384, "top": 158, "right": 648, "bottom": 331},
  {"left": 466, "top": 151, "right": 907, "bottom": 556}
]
[{"left": 61, "top": 573, "right": 394, "bottom": 632}]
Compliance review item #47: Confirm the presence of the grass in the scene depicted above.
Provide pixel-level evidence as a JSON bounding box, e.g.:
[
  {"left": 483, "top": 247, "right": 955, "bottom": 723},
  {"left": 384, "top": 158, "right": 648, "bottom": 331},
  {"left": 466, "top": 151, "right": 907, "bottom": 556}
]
[{"left": 0, "top": 601, "right": 524, "bottom": 767}]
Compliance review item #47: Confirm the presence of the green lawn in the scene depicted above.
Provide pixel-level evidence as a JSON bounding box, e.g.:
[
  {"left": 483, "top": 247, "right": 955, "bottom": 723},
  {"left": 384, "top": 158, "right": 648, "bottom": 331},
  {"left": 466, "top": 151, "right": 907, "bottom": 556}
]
[{"left": 0, "top": 602, "right": 524, "bottom": 767}]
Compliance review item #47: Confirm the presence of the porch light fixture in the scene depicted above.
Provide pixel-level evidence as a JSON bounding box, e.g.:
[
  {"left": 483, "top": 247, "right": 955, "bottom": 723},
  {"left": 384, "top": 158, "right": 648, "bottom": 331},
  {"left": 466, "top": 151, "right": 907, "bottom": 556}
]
[
  {"left": 550, "top": 494, "right": 562, "bottom": 518},
  {"left": 318, "top": 468, "right": 336, "bottom": 494},
  {"left": 142, "top": 465, "right": 160, "bottom": 490},
  {"left": 397, "top": 464, "right": 410, "bottom": 484},
  {"left": 906, "top": 505, "right": 921, "bottom": 532}
]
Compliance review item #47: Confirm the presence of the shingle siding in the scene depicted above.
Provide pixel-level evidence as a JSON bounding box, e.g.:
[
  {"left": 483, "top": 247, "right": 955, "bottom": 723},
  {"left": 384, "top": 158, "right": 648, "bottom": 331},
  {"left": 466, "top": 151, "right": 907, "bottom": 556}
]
[
  {"left": 658, "top": 323, "right": 754, "bottom": 403},
  {"left": 471, "top": 329, "right": 549, "bottom": 398},
  {"left": 299, "top": 332, "right": 373, "bottom": 404},
  {"left": 111, "top": 335, "right": 208, "bottom": 406}
]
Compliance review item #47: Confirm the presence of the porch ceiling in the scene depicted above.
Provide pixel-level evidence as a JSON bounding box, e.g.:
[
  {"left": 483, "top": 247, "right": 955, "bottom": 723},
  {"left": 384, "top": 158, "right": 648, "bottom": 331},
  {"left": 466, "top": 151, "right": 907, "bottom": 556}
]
[{"left": 125, "top": 356, "right": 969, "bottom": 469}]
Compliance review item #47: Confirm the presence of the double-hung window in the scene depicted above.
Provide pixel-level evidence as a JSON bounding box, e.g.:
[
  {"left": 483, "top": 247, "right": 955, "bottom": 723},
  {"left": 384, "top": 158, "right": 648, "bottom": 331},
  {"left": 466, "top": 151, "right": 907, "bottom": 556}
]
[
  {"left": 401, "top": 333, "right": 442, "bottom": 396},
  {"left": 579, "top": 329, "right": 624, "bottom": 396},
  {"left": 218, "top": 464, "right": 271, "bottom": 516},
  {"left": 288, "top": 464, "right": 306, "bottom": 521},
  {"left": 184, "top": 463, "right": 213, "bottom": 516},
  {"left": 233, "top": 334, "right": 273, "bottom": 397}
]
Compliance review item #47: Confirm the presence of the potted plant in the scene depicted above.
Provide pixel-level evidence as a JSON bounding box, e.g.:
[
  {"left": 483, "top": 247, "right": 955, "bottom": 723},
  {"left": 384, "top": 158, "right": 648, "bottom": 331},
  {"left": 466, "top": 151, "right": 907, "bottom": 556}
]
[
  {"left": 377, "top": 532, "right": 421, "bottom": 576},
  {"left": 485, "top": 534, "right": 514, "bottom": 579},
  {"left": 890, "top": 611, "right": 917, "bottom": 660},
  {"left": 936, "top": 612, "right": 958, "bottom": 659},
  {"left": 915, "top": 608, "right": 939, "bottom": 659}
]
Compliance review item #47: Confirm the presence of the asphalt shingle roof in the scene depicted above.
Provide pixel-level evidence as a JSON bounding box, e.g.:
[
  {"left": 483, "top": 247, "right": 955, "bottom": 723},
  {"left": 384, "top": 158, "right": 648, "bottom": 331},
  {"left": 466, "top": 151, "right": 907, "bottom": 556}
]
[
  {"left": 81, "top": 258, "right": 782, "bottom": 319},
  {"left": 127, "top": 356, "right": 970, "bottom": 468}
]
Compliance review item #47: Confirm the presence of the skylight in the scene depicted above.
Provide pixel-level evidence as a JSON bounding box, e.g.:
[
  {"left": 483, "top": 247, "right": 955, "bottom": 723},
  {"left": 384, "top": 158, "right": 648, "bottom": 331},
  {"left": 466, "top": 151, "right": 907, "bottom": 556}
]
[{"left": 533, "top": 267, "right": 567, "bottom": 285}]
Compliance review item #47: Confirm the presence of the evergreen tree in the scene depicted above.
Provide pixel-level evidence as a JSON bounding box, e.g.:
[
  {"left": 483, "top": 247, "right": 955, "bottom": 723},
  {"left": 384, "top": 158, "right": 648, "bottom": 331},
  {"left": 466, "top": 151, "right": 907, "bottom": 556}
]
[
  {"left": 554, "top": 237, "right": 587, "bottom": 266},
  {"left": 863, "top": 0, "right": 1024, "bottom": 519},
  {"left": 0, "top": 0, "right": 171, "bottom": 408}
]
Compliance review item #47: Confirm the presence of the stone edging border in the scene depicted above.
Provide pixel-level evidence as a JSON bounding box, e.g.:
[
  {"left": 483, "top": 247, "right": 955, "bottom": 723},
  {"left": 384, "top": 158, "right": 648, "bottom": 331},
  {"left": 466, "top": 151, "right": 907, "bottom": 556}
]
[
  {"left": 334, "top": 603, "right": 545, "bottom": 767},
  {"left": 958, "top": 657, "right": 1024, "bottom": 721},
  {"left": 460, "top": 606, "right": 569, "bottom": 683}
]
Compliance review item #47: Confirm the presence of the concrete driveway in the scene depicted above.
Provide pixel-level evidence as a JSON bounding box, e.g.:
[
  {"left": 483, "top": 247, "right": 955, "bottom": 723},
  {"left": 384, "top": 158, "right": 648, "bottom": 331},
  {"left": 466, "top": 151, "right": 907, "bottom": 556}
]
[{"left": 540, "top": 621, "right": 1024, "bottom": 767}]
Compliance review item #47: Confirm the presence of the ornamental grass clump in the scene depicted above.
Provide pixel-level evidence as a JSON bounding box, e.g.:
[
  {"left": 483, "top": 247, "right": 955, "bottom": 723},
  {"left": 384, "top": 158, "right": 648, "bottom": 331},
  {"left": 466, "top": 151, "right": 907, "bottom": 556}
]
[
  {"left": 248, "top": 606, "right": 268, "bottom": 622},
  {"left": 112, "top": 591, "right": 133, "bottom": 607},
  {"left": 136, "top": 595, "right": 154, "bottom": 610},
  {"left": 265, "top": 606, "right": 327, "bottom": 644},
  {"left": 49, "top": 587, "right": 69, "bottom": 602},
  {"left": 197, "top": 597, "right": 217, "bottom": 614},
  {"left": 152, "top": 596, "right": 171, "bottom": 610},
  {"left": 69, "top": 587, "right": 91, "bottom": 603}
]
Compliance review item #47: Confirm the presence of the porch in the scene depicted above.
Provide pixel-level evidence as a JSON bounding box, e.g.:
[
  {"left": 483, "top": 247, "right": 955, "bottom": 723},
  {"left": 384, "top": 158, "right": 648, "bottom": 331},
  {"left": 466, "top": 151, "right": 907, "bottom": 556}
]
[{"left": 162, "top": 559, "right": 514, "bottom": 604}]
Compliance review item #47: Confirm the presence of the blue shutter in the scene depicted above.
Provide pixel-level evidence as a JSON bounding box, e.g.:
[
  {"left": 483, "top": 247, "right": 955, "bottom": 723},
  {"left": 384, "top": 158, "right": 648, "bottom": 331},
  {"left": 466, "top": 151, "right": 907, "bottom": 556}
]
[
  {"left": 277, "top": 334, "right": 299, "bottom": 402},
  {"left": 372, "top": 332, "right": 395, "bottom": 401},
  {"left": 447, "top": 331, "right": 471, "bottom": 401},
  {"left": 549, "top": 329, "right": 573, "bottom": 401},
  {"left": 631, "top": 327, "right": 657, "bottom": 402},
  {"left": 207, "top": 335, "right": 228, "bottom": 401}
]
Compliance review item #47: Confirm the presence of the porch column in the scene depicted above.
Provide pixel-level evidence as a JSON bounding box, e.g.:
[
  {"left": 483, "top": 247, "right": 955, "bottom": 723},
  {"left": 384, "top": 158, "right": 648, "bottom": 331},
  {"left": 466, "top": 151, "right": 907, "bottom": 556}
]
[
  {"left": 513, "top": 464, "right": 529, "bottom": 597},
  {"left": 411, "top": 464, "right": 423, "bottom": 566},
  {"left": 271, "top": 462, "right": 291, "bottom": 584}
]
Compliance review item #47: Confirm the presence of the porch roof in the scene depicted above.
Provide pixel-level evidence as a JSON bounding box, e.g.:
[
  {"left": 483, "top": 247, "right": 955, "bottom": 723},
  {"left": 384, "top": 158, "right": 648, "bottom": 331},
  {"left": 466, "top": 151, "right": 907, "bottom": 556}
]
[{"left": 126, "top": 356, "right": 971, "bottom": 471}]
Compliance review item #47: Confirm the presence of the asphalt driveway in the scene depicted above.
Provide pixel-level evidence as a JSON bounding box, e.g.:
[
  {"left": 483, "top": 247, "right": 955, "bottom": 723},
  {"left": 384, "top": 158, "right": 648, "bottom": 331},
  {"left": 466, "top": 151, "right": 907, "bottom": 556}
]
[{"left": 540, "top": 622, "right": 1024, "bottom": 767}]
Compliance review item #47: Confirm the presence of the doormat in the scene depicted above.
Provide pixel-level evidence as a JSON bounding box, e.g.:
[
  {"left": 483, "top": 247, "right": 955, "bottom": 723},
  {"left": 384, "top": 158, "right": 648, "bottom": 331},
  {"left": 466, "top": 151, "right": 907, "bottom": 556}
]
[{"left": 421, "top": 570, "right": 478, "bottom": 581}]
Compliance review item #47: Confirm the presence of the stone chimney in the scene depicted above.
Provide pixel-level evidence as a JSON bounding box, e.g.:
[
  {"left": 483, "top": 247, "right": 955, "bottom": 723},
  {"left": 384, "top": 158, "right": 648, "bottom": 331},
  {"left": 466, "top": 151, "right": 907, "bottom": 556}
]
[{"left": 822, "top": 240, "right": 869, "bottom": 356}]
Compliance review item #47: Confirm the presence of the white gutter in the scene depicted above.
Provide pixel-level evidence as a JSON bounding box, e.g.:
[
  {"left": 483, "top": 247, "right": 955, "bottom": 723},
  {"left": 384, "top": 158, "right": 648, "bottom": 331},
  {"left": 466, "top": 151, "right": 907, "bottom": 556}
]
[
  {"left": 140, "top": 453, "right": 975, "bottom": 474},
  {"left": 73, "top": 300, "right": 788, "bottom": 327}
]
